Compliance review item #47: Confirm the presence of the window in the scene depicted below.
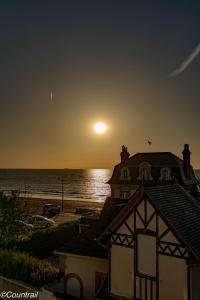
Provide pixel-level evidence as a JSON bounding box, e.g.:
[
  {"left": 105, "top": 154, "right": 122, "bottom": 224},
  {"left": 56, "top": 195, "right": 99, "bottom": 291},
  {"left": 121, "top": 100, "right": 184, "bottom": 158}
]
[
  {"left": 120, "top": 167, "right": 131, "bottom": 180},
  {"left": 120, "top": 191, "right": 130, "bottom": 199},
  {"left": 159, "top": 167, "right": 172, "bottom": 181},
  {"left": 123, "top": 169, "right": 128, "bottom": 178},
  {"left": 137, "top": 162, "right": 153, "bottom": 181},
  {"left": 65, "top": 273, "right": 83, "bottom": 298},
  {"left": 137, "top": 234, "right": 156, "bottom": 278},
  {"left": 95, "top": 272, "right": 106, "bottom": 295}
]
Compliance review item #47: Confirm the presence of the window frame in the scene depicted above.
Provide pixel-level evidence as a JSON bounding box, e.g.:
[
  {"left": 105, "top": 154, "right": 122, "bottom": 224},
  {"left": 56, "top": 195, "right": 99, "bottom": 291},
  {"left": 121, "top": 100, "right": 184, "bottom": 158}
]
[
  {"left": 95, "top": 272, "right": 107, "bottom": 295},
  {"left": 120, "top": 190, "right": 130, "bottom": 199}
]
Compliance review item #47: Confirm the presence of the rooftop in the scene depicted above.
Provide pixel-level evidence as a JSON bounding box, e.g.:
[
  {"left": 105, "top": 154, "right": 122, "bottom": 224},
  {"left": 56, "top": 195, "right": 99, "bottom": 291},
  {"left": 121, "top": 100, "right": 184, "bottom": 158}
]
[{"left": 55, "top": 197, "right": 128, "bottom": 259}]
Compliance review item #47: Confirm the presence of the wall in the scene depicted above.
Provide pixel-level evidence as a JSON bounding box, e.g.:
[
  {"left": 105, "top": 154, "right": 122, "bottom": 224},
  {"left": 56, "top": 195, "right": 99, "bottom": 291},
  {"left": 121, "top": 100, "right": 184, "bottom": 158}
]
[
  {"left": 191, "top": 265, "right": 200, "bottom": 300},
  {"left": 40, "top": 288, "right": 56, "bottom": 300},
  {"left": 62, "top": 254, "right": 108, "bottom": 300},
  {"left": 0, "top": 276, "right": 41, "bottom": 299},
  {"left": 110, "top": 244, "right": 133, "bottom": 299},
  {"left": 0, "top": 275, "right": 61, "bottom": 300},
  {"left": 58, "top": 255, "right": 66, "bottom": 273},
  {"left": 0, "top": 275, "right": 38, "bottom": 294},
  {"left": 159, "top": 255, "right": 187, "bottom": 300}
]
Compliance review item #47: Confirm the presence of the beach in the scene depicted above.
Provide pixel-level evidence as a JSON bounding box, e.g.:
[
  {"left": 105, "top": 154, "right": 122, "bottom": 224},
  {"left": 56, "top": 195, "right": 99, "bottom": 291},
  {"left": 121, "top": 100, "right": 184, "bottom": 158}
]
[{"left": 22, "top": 196, "right": 104, "bottom": 216}]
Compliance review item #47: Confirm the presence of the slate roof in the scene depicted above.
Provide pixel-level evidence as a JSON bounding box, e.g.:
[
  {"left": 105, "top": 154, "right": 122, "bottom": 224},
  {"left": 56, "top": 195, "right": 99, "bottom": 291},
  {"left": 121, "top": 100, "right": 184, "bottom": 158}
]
[
  {"left": 98, "top": 184, "right": 200, "bottom": 262},
  {"left": 145, "top": 184, "right": 200, "bottom": 261},
  {"left": 108, "top": 152, "right": 198, "bottom": 186},
  {"left": 55, "top": 197, "right": 128, "bottom": 259},
  {"left": 128, "top": 152, "right": 183, "bottom": 166},
  {"left": 56, "top": 183, "right": 200, "bottom": 262}
]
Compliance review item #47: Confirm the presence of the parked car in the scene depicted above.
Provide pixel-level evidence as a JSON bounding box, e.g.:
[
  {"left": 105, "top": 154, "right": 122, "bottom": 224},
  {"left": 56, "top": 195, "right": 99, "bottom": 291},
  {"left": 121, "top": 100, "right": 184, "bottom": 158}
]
[
  {"left": 29, "top": 215, "right": 55, "bottom": 229},
  {"left": 18, "top": 220, "right": 34, "bottom": 230},
  {"left": 13, "top": 220, "right": 34, "bottom": 233},
  {"left": 43, "top": 204, "right": 61, "bottom": 214}
]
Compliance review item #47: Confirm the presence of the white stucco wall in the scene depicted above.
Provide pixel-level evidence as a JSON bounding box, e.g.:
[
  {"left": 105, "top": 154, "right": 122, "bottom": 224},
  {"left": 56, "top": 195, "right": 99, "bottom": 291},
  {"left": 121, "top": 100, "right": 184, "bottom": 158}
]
[
  {"left": 159, "top": 255, "right": 187, "bottom": 300},
  {"left": 110, "top": 244, "right": 133, "bottom": 299},
  {"left": 62, "top": 254, "right": 108, "bottom": 300}
]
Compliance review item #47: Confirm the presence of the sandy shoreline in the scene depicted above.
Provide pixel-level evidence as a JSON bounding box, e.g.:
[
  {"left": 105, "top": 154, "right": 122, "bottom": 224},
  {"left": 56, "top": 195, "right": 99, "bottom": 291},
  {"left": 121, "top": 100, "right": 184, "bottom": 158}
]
[{"left": 21, "top": 196, "right": 104, "bottom": 215}]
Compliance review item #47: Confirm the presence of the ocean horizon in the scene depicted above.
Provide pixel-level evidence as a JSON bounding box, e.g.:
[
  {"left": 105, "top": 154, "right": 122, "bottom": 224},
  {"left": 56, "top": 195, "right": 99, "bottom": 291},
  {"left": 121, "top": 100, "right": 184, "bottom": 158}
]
[{"left": 0, "top": 169, "right": 112, "bottom": 202}]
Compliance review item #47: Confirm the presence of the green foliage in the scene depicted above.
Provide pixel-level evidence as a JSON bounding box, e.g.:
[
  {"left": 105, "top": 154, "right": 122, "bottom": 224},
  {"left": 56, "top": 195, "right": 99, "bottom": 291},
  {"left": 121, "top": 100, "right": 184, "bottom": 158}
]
[
  {"left": 9, "top": 221, "right": 79, "bottom": 258},
  {"left": 0, "top": 249, "right": 59, "bottom": 287},
  {"left": 0, "top": 192, "right": 26, "bottom": 242}
]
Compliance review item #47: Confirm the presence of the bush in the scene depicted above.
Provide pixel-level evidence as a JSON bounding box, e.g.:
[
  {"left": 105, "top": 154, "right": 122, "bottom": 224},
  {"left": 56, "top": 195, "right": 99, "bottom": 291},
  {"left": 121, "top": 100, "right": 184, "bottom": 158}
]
[
  {"left": 0, "top": 249, "right": 59, "bottom": 287},
  {"left": 8, "top": 221, "right": 79, "bottom": 258}
]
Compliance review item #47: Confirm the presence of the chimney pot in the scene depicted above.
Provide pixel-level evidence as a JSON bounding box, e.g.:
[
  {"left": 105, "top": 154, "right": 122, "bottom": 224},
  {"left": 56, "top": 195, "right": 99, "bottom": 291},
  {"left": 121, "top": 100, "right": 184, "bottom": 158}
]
[
  {"left": 120, "top": 145, "right": 130, "bottom": 163},
  {"left": 182, "top": 144, "right": 191, "bottom": 178}
]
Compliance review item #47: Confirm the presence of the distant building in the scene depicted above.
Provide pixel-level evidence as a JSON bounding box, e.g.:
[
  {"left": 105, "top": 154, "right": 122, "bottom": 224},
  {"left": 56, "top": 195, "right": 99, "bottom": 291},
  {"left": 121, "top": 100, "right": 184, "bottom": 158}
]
[
  {"left": 108, "top": 144, "right": 198, "bottom": 200},
  {"left": 54, "top": 144, "right": 200, "bottom": 300}
]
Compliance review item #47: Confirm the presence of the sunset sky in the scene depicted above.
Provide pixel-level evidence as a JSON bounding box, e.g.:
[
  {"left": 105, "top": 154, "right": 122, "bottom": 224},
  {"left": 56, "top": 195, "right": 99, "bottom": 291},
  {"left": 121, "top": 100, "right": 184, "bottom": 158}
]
[{"left": 0, "top": 1, "right": 199, "bottom": 169}]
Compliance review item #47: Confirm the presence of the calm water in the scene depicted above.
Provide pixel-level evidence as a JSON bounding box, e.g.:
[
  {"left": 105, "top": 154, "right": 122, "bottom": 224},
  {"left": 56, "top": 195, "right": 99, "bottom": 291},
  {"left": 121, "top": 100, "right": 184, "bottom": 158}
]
[
  {"left": 0, "top": 169, "right": 199, "bottom": 203},
  {"left": 0, "top": 169, "right": 112, "bottom": 202}
]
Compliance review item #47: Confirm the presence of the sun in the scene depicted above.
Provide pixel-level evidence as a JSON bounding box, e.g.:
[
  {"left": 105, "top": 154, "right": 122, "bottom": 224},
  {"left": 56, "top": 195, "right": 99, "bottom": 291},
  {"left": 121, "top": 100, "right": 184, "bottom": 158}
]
[{"left": 93, "top": 122, "right": 107, "bottom": 134}]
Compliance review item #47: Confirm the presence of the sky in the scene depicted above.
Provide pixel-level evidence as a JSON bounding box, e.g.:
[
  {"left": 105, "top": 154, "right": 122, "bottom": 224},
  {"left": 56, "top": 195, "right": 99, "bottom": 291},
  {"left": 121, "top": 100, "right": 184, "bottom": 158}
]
[{"left": 0, "top": 1, "right": 200, "bottom": 169}]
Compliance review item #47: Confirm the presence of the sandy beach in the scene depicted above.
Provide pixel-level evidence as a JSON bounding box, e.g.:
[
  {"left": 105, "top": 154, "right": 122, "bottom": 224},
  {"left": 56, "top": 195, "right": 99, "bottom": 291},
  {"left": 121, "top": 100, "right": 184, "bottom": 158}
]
[{"left": 21, "top": 196, "right": 104, "bottom": 216}]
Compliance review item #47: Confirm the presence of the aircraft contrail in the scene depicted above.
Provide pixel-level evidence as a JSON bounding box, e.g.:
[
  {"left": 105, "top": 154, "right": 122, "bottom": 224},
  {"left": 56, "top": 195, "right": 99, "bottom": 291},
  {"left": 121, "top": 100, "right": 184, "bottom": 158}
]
[
  {"left": 169, "top": 42, "right": 200, "bottom": 77},
  {"left": 50, "top": 91, "right": 53, "bottom": 103}
]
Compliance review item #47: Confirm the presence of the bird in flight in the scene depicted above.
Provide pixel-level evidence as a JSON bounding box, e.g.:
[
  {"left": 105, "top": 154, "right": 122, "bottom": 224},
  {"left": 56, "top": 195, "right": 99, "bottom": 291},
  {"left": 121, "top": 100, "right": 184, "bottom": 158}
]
[{"left": 147, "top": 140, "right": 152, "bottom": 146}]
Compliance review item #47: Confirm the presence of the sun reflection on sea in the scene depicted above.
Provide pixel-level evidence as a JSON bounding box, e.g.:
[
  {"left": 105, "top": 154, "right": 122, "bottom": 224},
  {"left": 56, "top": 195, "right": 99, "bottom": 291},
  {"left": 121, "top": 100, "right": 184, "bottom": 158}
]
[{"left": 84, "top": 169, "right": 111, "bottom": 202}]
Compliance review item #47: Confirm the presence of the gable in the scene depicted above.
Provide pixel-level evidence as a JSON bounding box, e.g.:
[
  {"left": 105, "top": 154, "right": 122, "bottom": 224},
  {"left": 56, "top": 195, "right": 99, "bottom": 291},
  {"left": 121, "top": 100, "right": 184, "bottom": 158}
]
[{"left": 108, "top": 194, "right": 189, "bottom": 260}]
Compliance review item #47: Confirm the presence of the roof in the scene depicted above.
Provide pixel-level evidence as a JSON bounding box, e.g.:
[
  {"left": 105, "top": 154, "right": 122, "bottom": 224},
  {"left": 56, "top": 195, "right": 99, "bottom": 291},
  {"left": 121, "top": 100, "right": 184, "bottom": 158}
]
[
  {"left": 128, "top": 152, "right": 183, "bottom": 166},
  {"left": 56, "top": 197, "right": 128, "bottom": 259},
  {"left": 145, "top": 184, "right": 200, "bottom": 260},
  {"left": 108, "top": 152, "right": 198, "bottom": 186},
  {"left": 99, "top": 184, "right": 200, "bottom": 262}
]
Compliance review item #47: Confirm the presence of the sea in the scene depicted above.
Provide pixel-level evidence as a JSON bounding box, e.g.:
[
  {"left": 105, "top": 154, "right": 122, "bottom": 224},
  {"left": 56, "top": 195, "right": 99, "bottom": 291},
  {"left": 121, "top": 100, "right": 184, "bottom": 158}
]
[
  {"left": 0, "top": 169, "right": 112, "bottom": 203},
  {"left": 0, "top": 169, "right": 199, "bottom": 203}
]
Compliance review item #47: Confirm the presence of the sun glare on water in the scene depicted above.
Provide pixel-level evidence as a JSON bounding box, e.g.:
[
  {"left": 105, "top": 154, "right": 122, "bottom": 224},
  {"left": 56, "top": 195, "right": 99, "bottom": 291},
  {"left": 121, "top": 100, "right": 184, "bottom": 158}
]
[{"left": 93, "top": 122, "right": 107, "bottom": 134}]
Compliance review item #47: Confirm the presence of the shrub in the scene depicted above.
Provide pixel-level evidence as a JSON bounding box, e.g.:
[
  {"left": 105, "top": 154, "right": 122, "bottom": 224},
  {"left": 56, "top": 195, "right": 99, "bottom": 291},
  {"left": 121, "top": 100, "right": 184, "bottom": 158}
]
[
  {"left": 8, "top": 221, "right": 79, "bottom": 258},
  {"left": 0, "top": 249, "right": 59, "bottom": 287}
]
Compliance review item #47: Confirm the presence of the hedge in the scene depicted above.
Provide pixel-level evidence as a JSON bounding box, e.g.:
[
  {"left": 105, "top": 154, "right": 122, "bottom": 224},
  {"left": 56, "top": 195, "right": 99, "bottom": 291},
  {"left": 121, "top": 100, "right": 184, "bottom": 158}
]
[
  {"left": 0, "top": 249, "right": 59, "bottom": 287},
  {"left": 8, "top": 221, "right": 79, "bottom": 258}
]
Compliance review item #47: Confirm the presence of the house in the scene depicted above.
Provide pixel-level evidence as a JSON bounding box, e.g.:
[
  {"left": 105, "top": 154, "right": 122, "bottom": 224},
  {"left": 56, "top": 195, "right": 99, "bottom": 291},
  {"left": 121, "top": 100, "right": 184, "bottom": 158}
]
[
  {"left": 54, "top": 197, "right": 126, "bottom": 299},
  {"left": 54, "top": 144, "right": 200, "bottom": 300},
  {"left": 108, "top": 144, "right": 198, "bottom": 200},
  {"left": 98, "top": 183, "right": 200, "bottom": 300}
]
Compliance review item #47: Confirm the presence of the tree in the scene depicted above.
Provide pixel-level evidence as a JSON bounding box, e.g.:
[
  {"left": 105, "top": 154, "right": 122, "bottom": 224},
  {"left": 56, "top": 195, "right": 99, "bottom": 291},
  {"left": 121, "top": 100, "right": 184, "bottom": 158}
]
[{"left": 0, "top": 191, "right": 30, "bottom": 244}]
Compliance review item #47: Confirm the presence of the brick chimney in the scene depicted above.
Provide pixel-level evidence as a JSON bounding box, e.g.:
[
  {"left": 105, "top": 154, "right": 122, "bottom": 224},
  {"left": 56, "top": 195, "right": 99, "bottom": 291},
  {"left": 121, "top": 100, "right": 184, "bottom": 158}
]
[
  {"left": 120, "top": 145, "right": 130, "bottom": 163},
  {"left": 182, "top": 144, "right": 191, "bottom": 178}
]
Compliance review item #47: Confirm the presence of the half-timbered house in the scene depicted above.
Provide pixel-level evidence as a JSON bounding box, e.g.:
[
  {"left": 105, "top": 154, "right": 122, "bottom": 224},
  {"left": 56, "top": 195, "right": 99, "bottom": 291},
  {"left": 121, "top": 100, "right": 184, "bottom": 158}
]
[
  {"left": 97, "top": 184, "right": 200, "bottom": 300},
  {"left": 54, "top": 145, "right": 200, "bottom": 300}
]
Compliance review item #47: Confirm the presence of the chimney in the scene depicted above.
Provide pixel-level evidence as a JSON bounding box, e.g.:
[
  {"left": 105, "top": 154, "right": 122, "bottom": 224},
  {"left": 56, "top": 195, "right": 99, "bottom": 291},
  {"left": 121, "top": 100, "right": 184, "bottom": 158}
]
[
  {"left": 182, "top": 144, "right": 191, "bottom": 178},
  {"left": 120, "top": 145, "right": 130, "bottom": 163}
]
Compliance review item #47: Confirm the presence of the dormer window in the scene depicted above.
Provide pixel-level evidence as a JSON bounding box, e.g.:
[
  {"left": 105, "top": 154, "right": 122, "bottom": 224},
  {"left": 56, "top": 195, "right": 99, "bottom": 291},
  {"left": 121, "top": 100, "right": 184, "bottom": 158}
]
[
  {"left": 120, "top": 190, "right": 130, "bottom": 199},
  {"left": 159, "top": 167, "right": 172, "bottom": 181},
  {"left": 120, "top": 167, "right": 131, "bottom": 180},
  {"left": 137, "top": 162, "right": 153, "bottom": 181}
]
